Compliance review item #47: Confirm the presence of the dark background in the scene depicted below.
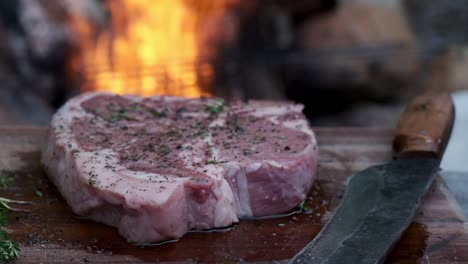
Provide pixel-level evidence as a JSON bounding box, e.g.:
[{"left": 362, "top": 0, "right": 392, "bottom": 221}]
[{"left": 0, "top": 0, "right": 466, "bottom": 126}]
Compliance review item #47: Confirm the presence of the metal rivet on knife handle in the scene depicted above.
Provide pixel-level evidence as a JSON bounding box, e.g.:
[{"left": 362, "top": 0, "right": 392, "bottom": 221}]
[{"left": 393, "top": 92, "right": 455, "bottom": 159}]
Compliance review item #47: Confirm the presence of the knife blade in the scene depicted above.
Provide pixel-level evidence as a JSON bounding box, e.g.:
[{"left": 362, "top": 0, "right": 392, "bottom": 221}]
[{"left": 288, "top": 92, "right": 455, "bottom": 264}]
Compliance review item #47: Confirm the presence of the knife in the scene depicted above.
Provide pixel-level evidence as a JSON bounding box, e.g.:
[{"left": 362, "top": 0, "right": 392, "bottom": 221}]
[{"left": 288, "top": 92, "right": 455, "bottom": 264}]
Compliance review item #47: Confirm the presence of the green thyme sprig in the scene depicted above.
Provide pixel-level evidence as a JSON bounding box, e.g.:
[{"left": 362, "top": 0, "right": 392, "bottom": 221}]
[
  {"left": 0, "top": 199, "right": 19, "bottom": 262},
  {"left": 0, "top": 232, "right": 20, "bottom": 263},
  {"left": 0, "top": 176, "right": 14, "bottom": 189},
  {"left": 0, "top": 197, "right": 32, "bottom": 262}
]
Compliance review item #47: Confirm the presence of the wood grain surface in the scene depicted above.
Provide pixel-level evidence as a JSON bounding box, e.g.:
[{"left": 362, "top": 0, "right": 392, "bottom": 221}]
[{"left": 1, "top": 127, "right": 467, "bottom": 263}]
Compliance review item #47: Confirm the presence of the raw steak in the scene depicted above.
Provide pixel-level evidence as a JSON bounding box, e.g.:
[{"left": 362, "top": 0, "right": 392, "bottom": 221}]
[{"left": 41, "top": 92, "right": 318, "bottom": 243}]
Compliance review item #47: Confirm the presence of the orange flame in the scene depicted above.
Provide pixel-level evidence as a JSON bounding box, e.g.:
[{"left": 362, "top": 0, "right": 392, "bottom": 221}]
[{"left": 68, "top": 0, "right": 238, "bottom": 97}]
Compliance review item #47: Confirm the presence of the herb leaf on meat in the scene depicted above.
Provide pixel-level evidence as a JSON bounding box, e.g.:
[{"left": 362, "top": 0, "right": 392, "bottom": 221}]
[{"left": 205, "top": 100, "right": 225, "bottom": 115}]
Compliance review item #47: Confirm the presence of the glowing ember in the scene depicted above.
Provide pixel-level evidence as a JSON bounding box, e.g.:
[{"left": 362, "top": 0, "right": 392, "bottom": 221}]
[{"left": 68, "top": 0, "right": 237, "bottom": 97}]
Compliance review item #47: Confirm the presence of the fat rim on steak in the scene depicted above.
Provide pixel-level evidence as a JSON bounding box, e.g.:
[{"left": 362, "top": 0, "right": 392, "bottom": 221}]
[{"left": 41, "top": 92, "right": 318, "bottom": 243}]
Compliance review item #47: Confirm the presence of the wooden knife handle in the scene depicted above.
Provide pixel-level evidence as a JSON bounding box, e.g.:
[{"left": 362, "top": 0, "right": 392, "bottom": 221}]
[{"left": 393, "top": 92, "right": 455, "bottom": 159}]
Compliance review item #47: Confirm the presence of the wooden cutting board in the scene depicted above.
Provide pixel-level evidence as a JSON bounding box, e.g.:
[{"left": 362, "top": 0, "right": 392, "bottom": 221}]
[{"left": 1, "top": 127, "right": 467, "bottom": 263}]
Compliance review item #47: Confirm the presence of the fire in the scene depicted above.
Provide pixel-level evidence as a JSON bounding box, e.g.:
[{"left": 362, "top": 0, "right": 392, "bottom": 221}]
[{"left": 68, "top": 0, "right": 237, "bottom": 97}]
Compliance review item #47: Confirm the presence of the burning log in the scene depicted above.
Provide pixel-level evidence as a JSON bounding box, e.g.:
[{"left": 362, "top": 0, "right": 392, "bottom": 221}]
[{"left": 67, "top": 0, "right": 243, "bottom": 98}]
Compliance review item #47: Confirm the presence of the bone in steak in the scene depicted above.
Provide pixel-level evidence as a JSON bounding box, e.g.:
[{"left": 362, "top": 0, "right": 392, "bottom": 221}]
[{"left": 41, "top": 92, "right": 318, "bottom": 243}]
